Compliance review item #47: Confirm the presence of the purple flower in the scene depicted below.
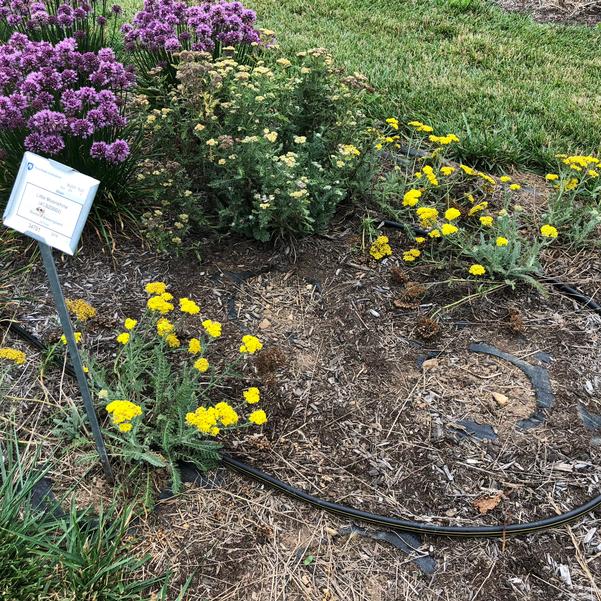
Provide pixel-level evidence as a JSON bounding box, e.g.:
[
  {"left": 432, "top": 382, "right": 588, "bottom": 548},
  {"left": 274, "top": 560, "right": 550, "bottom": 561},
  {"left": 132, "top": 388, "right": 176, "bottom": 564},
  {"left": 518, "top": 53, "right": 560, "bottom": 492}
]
[
  {"left": 105, "top": 139, "right": 129, "bottom": 163},
  {"left": 89, "top": 140, "right": 108, "bottom": 159},
  {"left": 24, "top": 132, "right": 65, "bottom": 155}
]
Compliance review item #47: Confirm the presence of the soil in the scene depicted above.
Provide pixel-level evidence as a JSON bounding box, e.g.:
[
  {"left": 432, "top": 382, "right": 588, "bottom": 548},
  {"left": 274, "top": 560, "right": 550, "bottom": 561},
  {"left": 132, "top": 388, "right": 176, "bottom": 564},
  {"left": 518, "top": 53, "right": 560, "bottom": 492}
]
[
  {"left": 1, "top": 180, "right": 600, "bottom": 600},
  {"left": 492, "top": 0, "right": 601, "bottom": 26}
]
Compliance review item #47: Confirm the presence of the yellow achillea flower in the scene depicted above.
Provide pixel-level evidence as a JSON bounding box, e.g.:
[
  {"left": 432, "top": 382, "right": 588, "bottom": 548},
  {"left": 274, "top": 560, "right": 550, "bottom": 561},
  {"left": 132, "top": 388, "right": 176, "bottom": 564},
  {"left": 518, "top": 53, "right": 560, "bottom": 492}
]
[
  {"left": 202, "top": 319, "right": 222, "bottom": 338},
  {"left": 565, "top": 178, "right": 578, "bottom": 191},
  {"left": 147, "top": 295, "right": 174, "bottom": 314},
  {"left": 369, "top": 235, "right": 392, "bottom": 260},
  {"left": 106, "top": 400, "right": 142, "bottom": 426},
  {"left": 249, "top": 409, "right": 268, "bottom": 425},
  {"left": 240, "top": 335, "right": 263, "bottom": 354},
  {"left": 440, "top": 166, "right": 455, "bottom": 176},
  {"left": 179, "top": 297, "right": 200, "bottom": 315},
  {"left": 468, "top": 202, "right": 488, "bottom": 216},
  {"left": 156, "top": 318, "right": 174, "bottom": 337},
  {"left": 479, "top": 216, "right": 494, "bottom": 227},
  {"left": 402, "top": 249, "right": 421, "bottom": 262},
  {"left": 165, "top": 334, "right": 180, "bottom": 348},
  {"left": 416, "top": 206, "right": 438, "bottom": 227},
  {"left": 66, "top": 299, "right": 96, "bottom": 321},
  {"left": 244, "top": 387, "right": 260, "bottom": 404},
  {"left": 509, "top": 184, "right": 521, "bottom": 191},
  {"left": 60, "top": 332, "right": 82, "bottom": 345},
  {"left": 469, "top": 264, "right": 486, "bottom": 276},
  {"left": 500, "top": 175, "right": 512, "bottom": 183},
  {"left": 119, "top": 423, "right": 133, "bottom": 433},
  {"left": 415, "top": 237, "right": 426, "bottom": 244},
  {"left": 124, "top": 318, "right": 138, "bottom": 330},
  {"left": 116, "top": 332, "right": 130, "bottom": 345},
  {"left": 540, "top": 224, "right": 558, "bottom": 238},
  {"left": 460, "top": 164, "right": 476, "bottom": 176},
  {"left": 185, "top": 406, "right": 219, "bottom": 435},
  {"left": 188, "top": 338, "right": 202, "bottom": 355},
  {"left": 161, "top": 292, "right": 174, "bottom": 301},
  {"left": 407, "top": 120, "right": 433, "bottom": 133},
  {"left": 194, "top": 357, "right": 209, "bottom": 373},
  {"left": 402, "top": 189, "right": 422, "bottom": 207},
  {"left": 145, "top": 281, "right": 167, "bottom": 295},
  {"left": 444, "top": 208, "right": 461, "bottom": 221},
  {"left": 339, "top": 144, "right": 361, "bottom": 157},
  {"left": 428, "top": 134, "right": 459, "bottom": 145},
  {"left": 215, "top": 402, "right": 239, "bottom": 426},
  {"left": 264, "top": 130, "right": 278, "bottom": 143},
  {"left": 478, "top": 172, "right": 496, "bottom": 186},
  {"left": 428, "top": 229, "right": 441, "bottom": 238},
  {"left": 386, "top": 117, "right": 399, "bottom": 130},
  {"left": 422, "top": 165, "right": 438, "bottom": 186},
  {"left": 496, "top": 237, "right": 509, "bottom": 247},
  {"left": 545, "top": 173, "right": 559, "bottom": 181},
  {"left": 0, "top": 347, "right": 26, "bottom": 365},
  {"left": 588, "top": 169, "right": 599, "bottom": 178},
  {"left": 441, "top": 223, "right": 458, "bottom": 236}
]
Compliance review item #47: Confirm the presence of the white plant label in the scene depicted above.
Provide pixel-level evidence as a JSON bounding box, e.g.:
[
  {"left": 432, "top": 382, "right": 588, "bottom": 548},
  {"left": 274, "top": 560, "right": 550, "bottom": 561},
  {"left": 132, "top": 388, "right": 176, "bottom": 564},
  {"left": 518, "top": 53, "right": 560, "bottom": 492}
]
[{"left": 3, "top": 152, "right": 99, "bottom": 255}]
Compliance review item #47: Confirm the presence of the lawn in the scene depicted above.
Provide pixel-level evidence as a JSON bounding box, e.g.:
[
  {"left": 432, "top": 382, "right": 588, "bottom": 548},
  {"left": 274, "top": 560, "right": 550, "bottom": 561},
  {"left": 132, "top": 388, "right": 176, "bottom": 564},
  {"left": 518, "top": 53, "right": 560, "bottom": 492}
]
[{"left": 246, "top": 0, "right": 601, "bottom": 170}]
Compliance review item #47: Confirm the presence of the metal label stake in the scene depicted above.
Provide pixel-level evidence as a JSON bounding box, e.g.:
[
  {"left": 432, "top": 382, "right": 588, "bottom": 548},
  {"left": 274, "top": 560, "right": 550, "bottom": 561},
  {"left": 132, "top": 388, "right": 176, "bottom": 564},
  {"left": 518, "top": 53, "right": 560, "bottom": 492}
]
[
  {"left": 3, "top": 152, "right": 112, "bottom": 481},
  {"left": 39, "top": 242, "right": 113, "bottom": 482}
]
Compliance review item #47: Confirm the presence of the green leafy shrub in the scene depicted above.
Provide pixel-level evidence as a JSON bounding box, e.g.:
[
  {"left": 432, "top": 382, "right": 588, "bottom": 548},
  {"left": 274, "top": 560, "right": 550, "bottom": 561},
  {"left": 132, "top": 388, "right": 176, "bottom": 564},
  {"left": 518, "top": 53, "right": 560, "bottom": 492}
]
[{"left": 144, "top": 48, "right": 377, "bottom": 241}]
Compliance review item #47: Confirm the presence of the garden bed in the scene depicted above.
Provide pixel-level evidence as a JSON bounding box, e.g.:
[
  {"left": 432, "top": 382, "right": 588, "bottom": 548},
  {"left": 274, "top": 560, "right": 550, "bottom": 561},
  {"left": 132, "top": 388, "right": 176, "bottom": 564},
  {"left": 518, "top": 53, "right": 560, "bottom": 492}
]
[{"left": 3, "top": 196, "right": 600, "bottom": 599}]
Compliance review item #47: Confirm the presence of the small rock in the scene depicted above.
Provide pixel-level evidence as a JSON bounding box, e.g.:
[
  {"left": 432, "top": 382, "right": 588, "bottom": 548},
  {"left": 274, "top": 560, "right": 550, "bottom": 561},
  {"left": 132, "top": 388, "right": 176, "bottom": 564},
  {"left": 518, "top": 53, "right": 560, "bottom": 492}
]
[
  {"left": 492, "top": 392, "right": 509, "bottom": 407},
  {"left": 422, "top": 358, "right": 439, "bottom": 370},
  {"left": 258, "top": 318, "right": 271, "bottom": 330}
]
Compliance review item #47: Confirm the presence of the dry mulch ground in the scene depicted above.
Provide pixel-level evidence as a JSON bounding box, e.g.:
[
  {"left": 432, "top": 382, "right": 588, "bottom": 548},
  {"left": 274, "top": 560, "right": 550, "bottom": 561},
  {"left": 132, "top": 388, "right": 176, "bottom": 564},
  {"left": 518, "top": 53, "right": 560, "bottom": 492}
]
[
  {"left": 1, "top": 197, "right": 601, "bottom": 599},
  {"left": 493, "top": 0, "right": 601, "bottom": 25}
]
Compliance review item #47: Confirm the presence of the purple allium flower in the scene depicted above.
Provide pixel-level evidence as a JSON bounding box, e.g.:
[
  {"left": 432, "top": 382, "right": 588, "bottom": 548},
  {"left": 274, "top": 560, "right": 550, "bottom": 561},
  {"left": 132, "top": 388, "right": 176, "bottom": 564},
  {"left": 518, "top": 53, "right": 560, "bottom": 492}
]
[
  {"left": 111, "top": 3, "right": 122, "bottom": 14},
  {"left": 0, "top": 34, "right": 134, "bottom": 162},
  {"left": 96, "top": 15, "right": 106, "bottom": 25}
]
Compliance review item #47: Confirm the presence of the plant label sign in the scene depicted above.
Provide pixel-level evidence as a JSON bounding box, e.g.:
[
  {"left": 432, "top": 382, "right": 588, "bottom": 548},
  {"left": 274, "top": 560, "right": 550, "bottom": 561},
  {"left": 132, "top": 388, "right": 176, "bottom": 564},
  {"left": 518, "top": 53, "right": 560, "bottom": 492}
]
[{"left": 3, "top": 152, "right": 99, "bottom": 255}]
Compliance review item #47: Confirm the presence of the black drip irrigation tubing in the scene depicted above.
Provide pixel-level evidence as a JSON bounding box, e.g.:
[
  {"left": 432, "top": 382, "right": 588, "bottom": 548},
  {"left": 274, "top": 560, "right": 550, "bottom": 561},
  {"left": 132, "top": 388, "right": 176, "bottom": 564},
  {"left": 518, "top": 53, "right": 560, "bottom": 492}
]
[{"left": 3, "top": 270, "right": 601, "bottom": 539}]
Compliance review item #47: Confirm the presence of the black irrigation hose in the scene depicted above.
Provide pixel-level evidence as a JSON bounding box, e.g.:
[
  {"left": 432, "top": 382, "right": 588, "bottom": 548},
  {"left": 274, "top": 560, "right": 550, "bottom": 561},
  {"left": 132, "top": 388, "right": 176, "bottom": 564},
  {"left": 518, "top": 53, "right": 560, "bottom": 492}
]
[{"left": 4, "top": 273, "right": 601, "bottom": 538}]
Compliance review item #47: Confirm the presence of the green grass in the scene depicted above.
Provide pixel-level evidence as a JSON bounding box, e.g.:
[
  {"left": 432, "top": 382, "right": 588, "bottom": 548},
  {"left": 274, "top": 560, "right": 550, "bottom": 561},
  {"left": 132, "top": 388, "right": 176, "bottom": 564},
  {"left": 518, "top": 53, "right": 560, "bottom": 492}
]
[{"left": 244, "top": 0, "right": 601, "bottom": 171}]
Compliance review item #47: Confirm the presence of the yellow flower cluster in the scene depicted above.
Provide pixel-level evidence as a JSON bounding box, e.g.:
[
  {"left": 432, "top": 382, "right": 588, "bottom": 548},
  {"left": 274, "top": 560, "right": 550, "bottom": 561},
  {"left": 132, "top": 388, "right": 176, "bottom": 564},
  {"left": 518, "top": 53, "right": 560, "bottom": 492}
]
[
  {"left": 444, "top": 208, "right": 461, "bottom": 221},
  {"left": 179, "top": 297, "right": 200, "bottom": 315},
  {"left": 147, "top": 295, "right": 174, "bottom": 314},
  {"left": 165, "top": 334, "right": 180, "bottom": 348},
  {"left": 541, "top": 224, "right": 558, "bottom": 238},
  {"left": 106, "top": 400, "right": 142, "bottom": 432},
  {"left": 243, "top": 387, "right": 260, "bottom": 404},
  {"left": 188, "top": 338, "right": 202, "bottom": 355},
  {"left": 440, "top": 166, "right": 455, "bottom": 176},
  {"left": 194, "top": 357, "right": 209, "bottom": 372},
  {"left": 496, "top": 237, "right": 508, "bottom": 247},
  {"left": 428, "top": 134, "right": 459, "bottom": 145},
  {"left": 156, "top": 318, "right": 174, "bottom": 337},
  {"left": 202, "top": 319, "right": 222, "bottom": 338},
  {"left": 403, "top": 189, "right": 422, "bottom": 207},
  {"left": 124, "top": 318, "right": 138, "bottom": 330},
  {"left": 441, "top": 223, "right": 458, "bottom": 236},
  {"left": 422, "top": 165, "right": 438, "bottom": 187},
  {"left": 249, "top": 409, "right": 267, "bottom": 425},
  {"left": 0, "top": 347, "right": 26, "bottom": 365},
  {"left": 416, "top": 206, "right": 438, "bottom": 227},
  {"left": 559, "top": 154, "right": 599, "bottom": 171},
  {"left": 60, "top": 332, "right": 82, "bottom": 345},
  {"left": 469, "top": 264, "right": 486, "bottom": 276},
  {"left": 339, "top": 144, "right": 361, "bottom": 157},
  {"left": 369, "top": 235, "right": 392, "bottom": 260},
  {"left": 66, "top": 299, "right": 96, "bottom": 322},
  {"left": 407, "top": 120, "right": 433, "bottom": 133},
  {"left": 145, "top": 281, "right": 167, "bottom": 295},
  {"left": 240, "top": 335, "right": 263, "bottom": 354},
  {"left": 402, "top": 248, "right": 421, "bottom": 262},
  {"left": 386, "top": 117, "right": 399, "bottom": 129},
  {"left": 116, "top": 332, "right": 130, "bottom": 345},
  {"left": 186, "top": 401, "right": 242, "bottom": 435}
]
